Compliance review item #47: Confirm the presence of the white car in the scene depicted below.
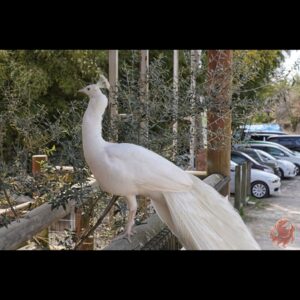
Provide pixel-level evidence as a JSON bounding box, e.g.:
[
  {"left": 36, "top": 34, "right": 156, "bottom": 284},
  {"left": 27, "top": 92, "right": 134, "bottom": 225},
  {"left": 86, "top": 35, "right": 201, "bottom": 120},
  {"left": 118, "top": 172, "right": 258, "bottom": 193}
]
[
  {"left": 230, "top": 161, "right": 281, "bottom": 198},
  {"left": 255, "top": 149, "right": 297, "bottom": 178}
]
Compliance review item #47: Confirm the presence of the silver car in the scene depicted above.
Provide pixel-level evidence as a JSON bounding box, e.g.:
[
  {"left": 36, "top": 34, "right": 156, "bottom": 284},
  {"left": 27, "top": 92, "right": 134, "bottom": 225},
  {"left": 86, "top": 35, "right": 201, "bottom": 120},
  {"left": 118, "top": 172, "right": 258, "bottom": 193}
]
[{"left": 235, "top": 141, "right": 300, "bottom": 175}]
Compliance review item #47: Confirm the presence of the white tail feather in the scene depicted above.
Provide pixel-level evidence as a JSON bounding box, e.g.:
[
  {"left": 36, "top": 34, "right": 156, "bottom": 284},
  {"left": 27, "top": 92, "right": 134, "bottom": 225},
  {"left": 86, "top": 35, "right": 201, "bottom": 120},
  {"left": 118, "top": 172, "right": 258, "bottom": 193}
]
[{"left": 154, "top": 175, "right": 260, "bottom": 250}]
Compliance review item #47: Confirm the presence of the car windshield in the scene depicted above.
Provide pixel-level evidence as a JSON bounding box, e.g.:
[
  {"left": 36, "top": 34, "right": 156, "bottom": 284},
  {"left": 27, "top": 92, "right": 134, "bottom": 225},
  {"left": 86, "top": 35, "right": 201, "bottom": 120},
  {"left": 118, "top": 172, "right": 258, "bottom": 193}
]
[
  {"left": 256, "top": 149, "right": 276, "bottom": 161},
  {"left": 251, "top": 141, "right": 296, "bottom": 156},
  {"left": 233, "top": 151, "right": 261, "bottom": 165},
  {"left": 274, "top": 144, "right": 295, "bottom": 156},
  {"left": 243, "top": 151, "right": 260, "bottom": 161}
]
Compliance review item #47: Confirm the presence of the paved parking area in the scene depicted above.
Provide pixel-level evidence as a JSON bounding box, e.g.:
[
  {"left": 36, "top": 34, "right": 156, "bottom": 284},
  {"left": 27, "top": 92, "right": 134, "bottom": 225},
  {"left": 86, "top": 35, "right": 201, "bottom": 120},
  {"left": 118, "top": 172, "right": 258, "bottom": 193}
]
[{"left": 243, "top": 176, "right": 300, "bottom": 250}]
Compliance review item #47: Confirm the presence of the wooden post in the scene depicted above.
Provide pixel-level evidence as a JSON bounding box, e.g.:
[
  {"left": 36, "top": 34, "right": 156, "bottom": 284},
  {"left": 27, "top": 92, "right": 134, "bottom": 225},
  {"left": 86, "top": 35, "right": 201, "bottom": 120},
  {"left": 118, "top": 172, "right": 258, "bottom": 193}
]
[
  {"left": 75, "top": 208, "right": 94, "bottom": 250},
  {"left": 207, "top": 50, "right": 233, "bottom": 196},
  {"left": 189, "top": 50, "right": 200, "bottom": 169},
  {"left": 247, "top": 161, "right": 251, "bottom": 201},
  {"left": 172, "top": 50, "right": 179, "bottom": 161},
  {"left": 139, "top": 50, "right": 150, "bottom": 216},
  {"left": 194, "top": 51, "right": 207, "bottom": 172},
  {"left": 139, "top": 50, "right": 149, "bottom": 146},
  {"left": 234, "top": 165, "right": 241, "bottom": 210},
  {"left": 108, "top": 50, "right": 119, "bottom": 224},
  {"left": 0, "top": 194, "right": 87, "bottom": 250},
  {"left": 109, "top": 50, "right": 119, "bottom": 142},
  {"left": 32, "top": 155, "right": 48, "bottom": 176},
  {"left": 241, "top": 163, "right": 247, "bottom": 205},
  {"left": 32, "top": 154, "right": 49, "bottom": 248}
]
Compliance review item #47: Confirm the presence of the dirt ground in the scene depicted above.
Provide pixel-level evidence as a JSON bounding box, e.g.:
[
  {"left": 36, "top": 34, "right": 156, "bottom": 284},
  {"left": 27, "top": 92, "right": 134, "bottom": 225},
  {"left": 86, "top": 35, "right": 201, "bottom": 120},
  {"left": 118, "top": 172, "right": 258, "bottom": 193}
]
[{"left": 242, "top": 176, "right": 300, "bottom": 250}]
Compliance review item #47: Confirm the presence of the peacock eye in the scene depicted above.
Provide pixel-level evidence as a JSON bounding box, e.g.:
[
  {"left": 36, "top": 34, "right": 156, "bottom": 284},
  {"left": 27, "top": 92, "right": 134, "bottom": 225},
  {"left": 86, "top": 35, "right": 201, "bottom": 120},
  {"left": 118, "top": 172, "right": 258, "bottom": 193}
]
[{"left": 87, "top": 87, "right": 90, "bottom": 91}]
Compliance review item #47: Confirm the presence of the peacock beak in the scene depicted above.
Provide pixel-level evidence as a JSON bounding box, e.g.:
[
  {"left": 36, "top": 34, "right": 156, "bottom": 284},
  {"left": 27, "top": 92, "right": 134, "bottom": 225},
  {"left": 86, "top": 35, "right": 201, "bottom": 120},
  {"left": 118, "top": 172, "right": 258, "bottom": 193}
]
[{"left": 78, "top": 88, "right": 85, "bottom": 94}]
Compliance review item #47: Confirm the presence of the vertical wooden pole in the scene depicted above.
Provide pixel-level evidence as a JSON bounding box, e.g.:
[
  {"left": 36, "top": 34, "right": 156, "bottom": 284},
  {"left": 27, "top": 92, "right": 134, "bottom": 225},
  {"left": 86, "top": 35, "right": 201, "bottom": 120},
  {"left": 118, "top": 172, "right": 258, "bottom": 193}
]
[
  {"left": 32, "top": 155, "right": 48, "bottom": 176},
  {"left": 247, "top": 161, "right": 251, "bottom": 200},
  {"left": 75, "top": 208, "right": 94, "bottom": 250},
  {"left": 172, "top": 50, "right": 179, "bottom": 161},
  {"left": 109, "top": 50, "right": 119, "bottom": 142},
  {"left": 241, "top": 163, "right": 247, "bottom": 205},
  {"left": 70, "top": 206, "right": 76, "bottom": 231},
  {"left": 207, "top": 50, "right": 233, "bottom": 196},
  {"left": 139, "top": 50, "right": 149, "bottom": 146},
  {"left": 139, "top": 50, "right": 150, "bottom": 215},
  {"left": 108, "top": 50, "right": 119, "bottom": 224},
  {"left": 234, "top": 165, "right": 241, "bottom": 210},
  {"left": 189, "top": 50, "right": 200, "bottom": 169},
  {"left": 32, "top": 155, "right": 49, "bottom": 248},
  {"left": 194, "top": 51, "right": 207, "bottom": 172},
  {"left": 245, "top": 161, "right": 251, "bottom": 204}
]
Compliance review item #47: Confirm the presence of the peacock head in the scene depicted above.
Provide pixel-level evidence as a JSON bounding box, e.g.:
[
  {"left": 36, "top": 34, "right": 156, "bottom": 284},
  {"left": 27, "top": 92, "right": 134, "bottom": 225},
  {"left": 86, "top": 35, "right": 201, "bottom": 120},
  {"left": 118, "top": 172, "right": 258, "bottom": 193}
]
[
  {"left": 78, "top": 84, "right": 100, "bottom": 98},
  {"left": 78, "top": 75, "right": 110, "bottom": 98}
]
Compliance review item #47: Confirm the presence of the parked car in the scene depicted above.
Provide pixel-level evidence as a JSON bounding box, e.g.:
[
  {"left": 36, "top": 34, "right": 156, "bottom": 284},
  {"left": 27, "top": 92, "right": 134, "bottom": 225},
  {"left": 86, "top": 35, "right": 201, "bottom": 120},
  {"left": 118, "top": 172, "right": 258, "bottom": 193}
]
[
  {"left": 242, "top": 123, "right": 283, "bottom": 132},
  {"left": 231, "top": 150, "right": 274, "bottom": 174},
  {"left": 247, "top": 131, "right": 287, "bottom": 141},
  {"left": 252, "top": 131, "right": 287, "bottom": 135},
  {"left": 267, "top": 135, "right": 300, "bottom": 152},
  {"left": 230, "top": 161, "right": 281, "bottom": 198},
  {"left": 255, "top": 149, "right": 297, "bottom": 178},
  {"left": 237, "top": 148, "right": 281, "bottom": 176},
  {"left": 234, "top": 126, "right": 286, "bottom": 142},
  {"left": 235, "top": 141, "right": 300, "bottom": 175}
]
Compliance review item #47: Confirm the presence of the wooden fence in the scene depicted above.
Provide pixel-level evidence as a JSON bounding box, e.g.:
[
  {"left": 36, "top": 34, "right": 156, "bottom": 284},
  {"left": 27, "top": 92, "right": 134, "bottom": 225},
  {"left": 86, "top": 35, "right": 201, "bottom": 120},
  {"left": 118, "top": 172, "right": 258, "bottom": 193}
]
[
  {"left": 104, "top": 173, "right": 230, "bottom": 250},
  {"left": 234, "top": 162, "right": 251, "bottom": 210}
]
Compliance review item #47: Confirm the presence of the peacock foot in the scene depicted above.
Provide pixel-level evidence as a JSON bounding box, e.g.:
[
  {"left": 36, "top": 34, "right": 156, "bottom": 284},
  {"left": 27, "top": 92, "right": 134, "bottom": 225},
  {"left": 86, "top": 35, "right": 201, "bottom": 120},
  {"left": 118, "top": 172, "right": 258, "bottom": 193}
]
[{"left": 113, "top": 229, "right": 136, "bottom": 243}]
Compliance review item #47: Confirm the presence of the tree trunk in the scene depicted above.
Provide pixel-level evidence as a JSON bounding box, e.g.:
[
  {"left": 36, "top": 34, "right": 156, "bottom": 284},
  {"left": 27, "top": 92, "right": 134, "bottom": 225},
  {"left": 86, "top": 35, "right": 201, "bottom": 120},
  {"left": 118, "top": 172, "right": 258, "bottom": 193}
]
[{"left": 207, "top": 50, "right": 233, "bottom": 197}]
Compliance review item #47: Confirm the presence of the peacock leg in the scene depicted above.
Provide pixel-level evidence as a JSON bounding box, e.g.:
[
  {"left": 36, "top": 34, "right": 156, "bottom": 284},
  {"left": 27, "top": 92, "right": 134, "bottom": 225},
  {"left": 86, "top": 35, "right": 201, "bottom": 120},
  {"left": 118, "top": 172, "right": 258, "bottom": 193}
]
[{"left": 114, "top": 195, "right": 137, "bottom": 243}]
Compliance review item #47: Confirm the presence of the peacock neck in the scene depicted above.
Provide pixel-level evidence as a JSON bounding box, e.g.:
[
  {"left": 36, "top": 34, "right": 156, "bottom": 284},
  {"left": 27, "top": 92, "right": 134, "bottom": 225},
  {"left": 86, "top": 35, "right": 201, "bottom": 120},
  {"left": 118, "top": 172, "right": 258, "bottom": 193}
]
[{"left": 82, "top": 96, "right": 108, "bottom": 146}]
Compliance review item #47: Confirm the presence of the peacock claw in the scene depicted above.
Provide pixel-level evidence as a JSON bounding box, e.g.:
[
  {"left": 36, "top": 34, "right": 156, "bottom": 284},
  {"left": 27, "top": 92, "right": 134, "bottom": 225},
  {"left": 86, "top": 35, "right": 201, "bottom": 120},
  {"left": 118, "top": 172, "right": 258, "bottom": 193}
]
[
  {"left": 113, "top": 229, "right": 135, "bottom": 243},
  {"left": 125, "top": 236, "right": 132, "bottom": 243},
  {"left": 136, "top": 221, "right": 147, "bottom": 226}
]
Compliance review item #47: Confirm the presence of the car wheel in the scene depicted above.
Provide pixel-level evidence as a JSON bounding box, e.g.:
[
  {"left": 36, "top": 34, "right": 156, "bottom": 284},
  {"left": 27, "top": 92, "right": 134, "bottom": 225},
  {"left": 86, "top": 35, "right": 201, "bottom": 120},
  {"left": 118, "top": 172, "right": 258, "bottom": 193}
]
[
  {"left": 251, "top": 181, "right": 269, "bottom": 198},
  {"left": 278, "top": 168, "right": 284, "bottom": 179}
]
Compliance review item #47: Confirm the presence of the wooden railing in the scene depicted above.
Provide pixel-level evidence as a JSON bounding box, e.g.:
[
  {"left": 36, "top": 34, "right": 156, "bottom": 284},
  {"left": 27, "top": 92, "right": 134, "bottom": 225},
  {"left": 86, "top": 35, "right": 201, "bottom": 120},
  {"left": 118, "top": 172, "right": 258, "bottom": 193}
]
[
  {"left": 104, "top": 173, "right": 230, "bottom": 250},
  {"left": 0, "top": 171, "right": 229, "bottom": 250},
  {"left": 234, "top": 162, "right": 251, "bottom": 210}
]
